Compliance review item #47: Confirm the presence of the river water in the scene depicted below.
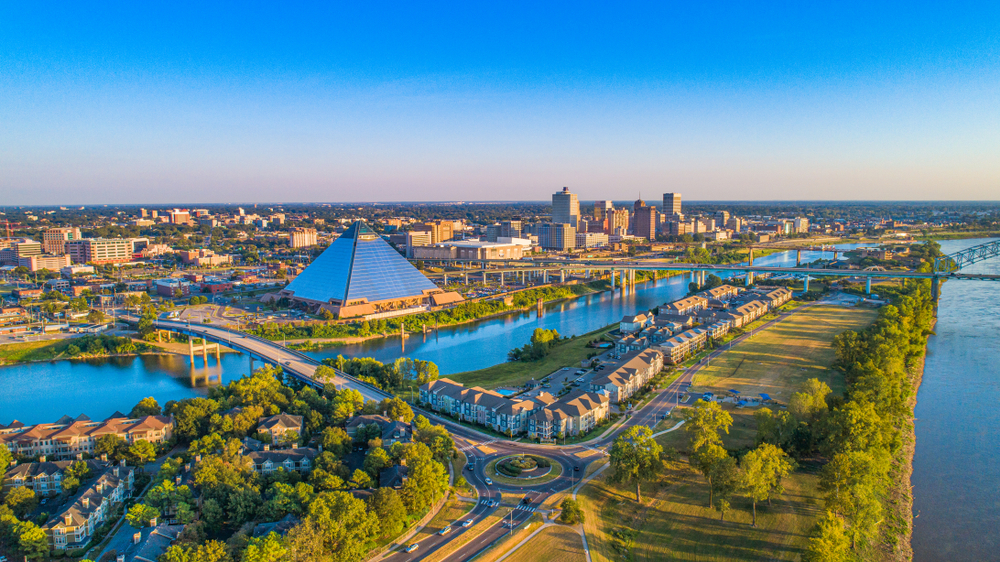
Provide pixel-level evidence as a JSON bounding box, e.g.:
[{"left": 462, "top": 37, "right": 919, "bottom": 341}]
[
  {"left": 1, "top": 240, "right": 997, "bottom": 559},
  {"left": 911, "top": 238, "right": 1000, "bottom": 562}
]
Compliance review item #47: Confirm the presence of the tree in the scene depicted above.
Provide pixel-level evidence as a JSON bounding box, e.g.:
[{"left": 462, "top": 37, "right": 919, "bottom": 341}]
[
  {"left": 362, "top": 448, "right": 391, "bottom": 479},
  {"left": 0, "top": 444, "right": 11, "bottom": 472},
  {"left": 126, "top": 503, "right": 161, "bottom": 528},
  {"left": 4, "top": 487, "right": 37, "bottom": 518},
  {"left": 305, "top": 491, "right": 379, "bottom": 562},
  {"left": 127, "top": 439, "right": 157, "bottom": 466},
  {"left": 349, "top": 469, "right": 372, "bottom": 489},
  {"left": 608, "top": 426, "right": 663, "bottom": 503},
  {"left": 682, "top": 399, "right": 733, "bottom": 452},
  {"left": 321, "top": 427, "right": 353, "bottom": 458},
  {"left": 715, "top": 498, "right": 731, "bottom": 521},
  {"left": 739, "top": 443, "right": 794, "bottom": 526},
  {"left": 130, "top": 396, "right": 162, "bottom": 417},
  {"left": 379, "top": 397, "right": 414, "bottom": 423},
  {"left": 95, "top": 433, "right": 128, "bottom": 461},
  {"left": 559, "top": 498, "right": 585, "bottom": 524},
  {"left": 87, "top": 309, "right": 106, "bottom": 324},
  {"left": 243, "top": 532, "right": 288, "bottom": 562},
  {"left": 790, "top": 378, "right": 833, "bottom": 422},
  {"left": 15, "top": 520, "right": 49, "bottom": 560},
  {"left": 754, "top": 407, "right": 796, "bottom": 448},
  {"left": 803, "top": 511, "right": 851, "bottom": 562},
  {"left": 367, "top": 488, "right": 407, "bottom": 538},
  {"left": 691, "top": 443, "right": 728, "bottom": 507}
]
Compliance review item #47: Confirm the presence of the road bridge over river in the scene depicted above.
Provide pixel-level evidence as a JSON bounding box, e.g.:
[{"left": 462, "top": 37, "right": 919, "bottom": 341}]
[{"left": 119, "top": 316, "right": 393, "bottom": 402}]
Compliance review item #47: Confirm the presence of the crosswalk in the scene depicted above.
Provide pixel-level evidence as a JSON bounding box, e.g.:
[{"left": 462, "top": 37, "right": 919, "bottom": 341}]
[
  {"left": 459, "top": 438, "right": 499, "bottom": 452},
  {"left": 514, "top": 504, "right": 537, "bottom": 512},
  {"left": 582, "top": 444, "right": 608, "bottom": 457}
]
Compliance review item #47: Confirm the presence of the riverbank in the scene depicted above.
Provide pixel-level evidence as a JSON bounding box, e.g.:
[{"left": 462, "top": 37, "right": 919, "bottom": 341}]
[{"left": 0, "top": 335, "right": 236, "bottom": 366}]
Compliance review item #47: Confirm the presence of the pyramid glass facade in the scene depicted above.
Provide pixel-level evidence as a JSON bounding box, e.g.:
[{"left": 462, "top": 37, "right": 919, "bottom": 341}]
[{"left": 283, "top": 221, "right": 438, "bottom": 305}]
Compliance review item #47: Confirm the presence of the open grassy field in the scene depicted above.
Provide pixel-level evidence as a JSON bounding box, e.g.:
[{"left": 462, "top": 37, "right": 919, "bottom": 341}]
[
  {"left": 574, "top": 303, "right": 878, "bottom": 561},
  {"left": 0, "top": 338, "right": 76, "bottom": 364},
  {"left": 507, "top": 525, "right": 586, "bottom": 562},
  {"left": 407, "top": 497, "right": 475, "bottom": 545},
  {"left": 581, "top": 460, "right": 824, "bottom": 562},
  {"left": 451, "top": 324, "right": 616, "bottom": 388}
]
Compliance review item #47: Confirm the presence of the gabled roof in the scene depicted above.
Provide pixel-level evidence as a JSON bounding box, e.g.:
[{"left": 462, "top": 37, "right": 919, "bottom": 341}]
[{"left": 282, "top": 221, "right": 438, "bottom": 304}]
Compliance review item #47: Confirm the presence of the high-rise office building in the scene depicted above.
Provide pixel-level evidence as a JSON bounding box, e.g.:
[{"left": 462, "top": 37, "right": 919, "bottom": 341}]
[
  {"left": 593, "top": 200, "right": 613, "bottom": 221},
  {"left": 288, "top": 227, "right": 318, "bottom": 248},
  {"left": 552, "top": 187, "right": 580, "bottom": 228},
  {"left": 608, "top": 208, "right": 630, "bottom": 236},
  {"left": 663, "top": 193, "right": 682, "bottom": 216},
  {"left": 414, "top": 220, "right": 454, "bottom": 244},
  {"left": 538, "top": 223, "right": 576, "bottom": 251},
  {"left": 715, "top": 211, "right": 730, "bottom": 225},
  {"left": 633, "top": 206, "right": 658, "bottom": 241},
  {"left": 500, "top": 220, "right": 523, "bottom": 239}
]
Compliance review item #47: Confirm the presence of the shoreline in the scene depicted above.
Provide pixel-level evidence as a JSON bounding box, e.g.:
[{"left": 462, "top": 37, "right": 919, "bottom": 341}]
[{"left": 0, "top": 337, "right": 239, "bottom": 368}]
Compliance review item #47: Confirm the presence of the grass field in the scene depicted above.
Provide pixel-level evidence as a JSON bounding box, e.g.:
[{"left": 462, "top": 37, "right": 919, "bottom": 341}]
[
  {"left": 423, "top": 512, "right": 505, "bottom": 562},
  {"left": 476, "top": 513, "right": 545, "bottom": 562},
  {"left": 407, "top": 497, "right": 475, "bottom": 545},
  {"left": 0, "top": 338, "right": 76, "bottom": 364},
  {"left": 507, "top": 525, "right": 586, "bottom": 562},
  {"left": 451, "top": 324, "right": 616, "bottom": 388},
  {"left": 576, "top": 303, "right": 877, "bottom": 561}
]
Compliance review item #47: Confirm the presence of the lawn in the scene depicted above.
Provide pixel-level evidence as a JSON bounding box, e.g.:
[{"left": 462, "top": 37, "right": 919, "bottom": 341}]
[
  {"left": 507, "top": 525, "right": 586, "bottom": 562},
  {"left": 407, "top": 497, "right": 475, "bottom": 545},
  {"left": 0, "top": 338, "right": 76, "bottom": 364},
  {"left": 580, "top": 460, "right": 824, "bottom": 562},
  {"left": 451, "top": 324, "right": 616, "bottom": 389}
]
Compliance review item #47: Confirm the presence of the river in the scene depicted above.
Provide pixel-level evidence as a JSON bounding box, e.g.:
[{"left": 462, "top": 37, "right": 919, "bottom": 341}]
[{"left": 911, "top": 238, "right": 1000, "bottom": 561}]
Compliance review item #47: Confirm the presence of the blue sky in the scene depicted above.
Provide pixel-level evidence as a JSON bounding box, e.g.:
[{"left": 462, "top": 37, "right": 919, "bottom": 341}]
[{"left": 2, "top": 1, "right": 998, "bottom": 204}]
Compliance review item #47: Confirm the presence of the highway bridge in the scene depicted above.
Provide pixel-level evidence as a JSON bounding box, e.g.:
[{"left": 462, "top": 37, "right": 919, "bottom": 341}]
[{"left": 119, "top": 316, "right": 392, "bottom": 402}]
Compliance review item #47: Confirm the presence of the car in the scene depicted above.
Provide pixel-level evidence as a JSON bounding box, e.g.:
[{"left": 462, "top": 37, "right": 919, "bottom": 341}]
[
  {"left": 574, "top": 466, "right": 580, "bottom": 471},
  {"left": 462, "top": 519, "right": 473, "bottom": 528},
  {"left": 491, "top": 500, "right": 499, "bottom": 507},
  {"left": 284, "top": 361, "right": 291, "bottom": 366},
  {"left": 466, "top": 464, "right": 473, "bottom": 470},
  {"left": 521, "top": 495, "right": 532, "bottom": 504},
  {"left": 404, "top": 544, "right": 419, "bottom": 553},
  {"left": 485, "top": 477, "right": 493, "bottom": 486},
  {"left": 439, "top": 525, "right": 452, "bottom": 535}
]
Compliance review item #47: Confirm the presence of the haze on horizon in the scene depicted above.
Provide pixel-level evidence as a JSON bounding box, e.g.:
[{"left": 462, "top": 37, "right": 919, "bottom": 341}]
[{"left": 2, "top": 1, "right": 999, "bottom": 206}]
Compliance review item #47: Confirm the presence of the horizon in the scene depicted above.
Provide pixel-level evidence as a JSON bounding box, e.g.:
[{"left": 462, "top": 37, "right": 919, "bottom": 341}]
[{"left": 3, "top": 2, "right": 999, "bottom": 204}]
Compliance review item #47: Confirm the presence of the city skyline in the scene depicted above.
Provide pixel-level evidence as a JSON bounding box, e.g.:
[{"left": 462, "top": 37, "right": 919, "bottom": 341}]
[{"left": 2, "top": 2, "right": 999, "bottom": 205}]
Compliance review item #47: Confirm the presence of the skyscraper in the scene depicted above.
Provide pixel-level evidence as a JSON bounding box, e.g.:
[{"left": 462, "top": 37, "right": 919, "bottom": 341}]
[
  {"left": 552, "top": 187, "right": 580, "bottom": 228},
  {"left": 593, "top": 200, "right": 613, "bottom": 221},
  {"left": 634, "top": 206, "right": 658, "bottom": 241},
  {"left": 663, "top": 193, "right": 682, "bottom": 216}
]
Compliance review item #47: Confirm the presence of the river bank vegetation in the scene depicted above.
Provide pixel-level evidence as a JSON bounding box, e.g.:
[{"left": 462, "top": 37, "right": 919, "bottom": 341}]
[{"left": 0, "top": 335, "right": 160, "bottom": 366}]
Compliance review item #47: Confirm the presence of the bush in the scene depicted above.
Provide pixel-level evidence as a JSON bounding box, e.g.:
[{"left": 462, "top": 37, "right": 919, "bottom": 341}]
[
  {"left": 496, "top": 461, "right": 522, "bottom": 477},
  {"left": 559, "top": 498, "right": 585, "bottom": 524},
  {"left": 530, "top": 455, "right": 551, "bottom": 468}
]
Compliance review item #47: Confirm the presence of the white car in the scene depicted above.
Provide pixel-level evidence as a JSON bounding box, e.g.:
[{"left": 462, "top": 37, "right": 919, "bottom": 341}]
[
  {"left": 484, "top": 477, "right": 493, "bottom": 486},
  {"left": 462, "top": 519, "right": 473, "bottom": 528},
  {"left": 404, "top": 544, "right": 418, "bottom": 553}
]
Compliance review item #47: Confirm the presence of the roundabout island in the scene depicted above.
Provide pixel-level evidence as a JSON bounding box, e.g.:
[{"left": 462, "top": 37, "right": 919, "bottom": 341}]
[{"left": 484, "top": 453, "right": 564, "bottom": 486}]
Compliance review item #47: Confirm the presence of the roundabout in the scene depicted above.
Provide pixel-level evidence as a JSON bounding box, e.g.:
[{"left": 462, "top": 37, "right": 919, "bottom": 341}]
[{"left": 484, "top": 453, "right": 564, "bottom": 486}]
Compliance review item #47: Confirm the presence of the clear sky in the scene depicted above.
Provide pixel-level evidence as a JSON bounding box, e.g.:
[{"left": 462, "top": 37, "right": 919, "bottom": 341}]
[{"left": 2, "top": 1, "right": 998, "bottom": 205}]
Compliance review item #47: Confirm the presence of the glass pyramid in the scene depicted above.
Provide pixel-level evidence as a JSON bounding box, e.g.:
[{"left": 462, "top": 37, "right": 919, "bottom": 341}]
[{"left": 284, "top": 221, "right": 438, "bottom": 304}]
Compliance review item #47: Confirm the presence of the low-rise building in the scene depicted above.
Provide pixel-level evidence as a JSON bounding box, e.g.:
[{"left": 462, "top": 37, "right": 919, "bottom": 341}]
[
  {"left": 3, "top": 459, "right": 108, "bottom": 497},
  {"left": 257, "top": 413, "right": 304, "bottom": 444},
  {"left": 0, "top": 414, "right": 173, "bottom": 460},
  {"left": 589, "top": 349, "right": 663, "bottom": 404},
  {"left": 247, "top": 448, "right": 318, "bottom": 475},
  {"left": 619, "top": 313, "right": 649, "bottom": 334},
  {"left": 527, "top": 390, "right": 610, "bottom": 440}
]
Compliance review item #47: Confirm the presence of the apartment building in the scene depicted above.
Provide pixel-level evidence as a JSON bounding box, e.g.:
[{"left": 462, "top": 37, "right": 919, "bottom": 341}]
[
  {"left": 662, "top": 295, "right": 709, "bottom": 315},
  {"left": 43, "top": 462, "right": 135, "bottom": 550},
  {"left": 527, "top": 390, "right": 610, "bottom": 440},
  {"left": 288, "top": 227, "right": 318, "bottom": 248},
  {"left": 419, "top": 378, "right": 604, "bottom": 438},
  {"left": 43, "top": 228, "right": 83, "bottom": 254},
  {"left": 658, "top": 321, "right": 732, "bottom": 364},
  {"left": 3, "top": 459, "right": 108, "bottom": 497},
  {"left": 589, "top": 349, "right": 664, "bottom": 404},
  {"left": 0, "top": 414, "right": 174, "bottom": 460},
  {"left": 575, "top": 232, "right": 609, "bottom": 249},
  {"left": 703, "top": 284, "right": 741, "bottom": 301},
  {"left": 18, "top": 253, "right": 72, "bottom": 272}
]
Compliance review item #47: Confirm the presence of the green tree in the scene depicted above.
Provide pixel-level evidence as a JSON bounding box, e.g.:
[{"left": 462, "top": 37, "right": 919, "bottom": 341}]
[
  {"left": 682, "top": 399, "right": 733, "bottom": 452},
  {"left": 559, "top": 498, "right": 585, "bottom": 524},
  {"left": 243, "top": 532, "right": 288, "bottom": 562},
  {"left": 362, "top": 448, "right": 391, "bottom": 480},
  {"left": 130, "top": 396, "right": 162, "bottom": 417},
  {"left": 305, "top": 491, "right": 379, "bottom": 562},
  {"left": 127, "top": 439, "right": 157, "bottom": 465},
  {"left": 691, "top": 442, "right": 728, "bottom": 507},
  {"left": 320, "top": 427, "right": 353, "bottom": 458},
  {"left": 126, "top": 503, "right": 161, "bottom": 528},
  {"left": 4, "top": 488, "right": 37, "bottom": 518},
  {"left": 789, "top": 378, "right": 833, "bottom": 422},
  {"left": 754, "top": 407, "right": 796, "bottom": 448},
  {"left": 608, "top": 426, "right": 664, "bottom": 503},
  {"left": 95, "top": 433, "right": 128, "bottom": 461},
  {"left": 349, "top": 469, "right": 373, "bottom": 490},
  {"left": 379, "top": 396, "right": 414, "bottom": 422},
  {"left": 87, "top": 309, "right": 106, "bottom": 324},
  {"left": 803, "top": 511, "right": 851, "bottom": 562},
  {"left": 0, "top": 444, "right": 12, "bottom": 472},
  {"left": 739, "top": 443, "right": 794, "bottom": 526},
  {"left": 367, "top": 488, "right": 407, "bottom": 538},
  {"left": 15, "top": 520, "right": 49, "bottom": 560}
]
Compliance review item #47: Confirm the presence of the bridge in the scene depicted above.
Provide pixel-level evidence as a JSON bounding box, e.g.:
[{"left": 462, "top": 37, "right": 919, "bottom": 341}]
[{"left": 120, "top": 316, "right": 392, "bottom": 402}]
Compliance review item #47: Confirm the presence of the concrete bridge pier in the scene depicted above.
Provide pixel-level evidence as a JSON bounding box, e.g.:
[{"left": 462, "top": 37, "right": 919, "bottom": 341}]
[
  {"left": 560, "top": 270, "right": 565, "bottom": 283},
  {"left": 796, "top": 250, "right": 801, "bottom": 266},
  {"left": 543, "top": 270, "right": 549, "bottom": 284},
  {"left": 500, "top": 271, "right": 505, "bottom": 286},
  {"left": 745, "top": 272, "right": 754, "bottom": 286},
  {"left": 748, "top": 249, "right": 754, "bottom": 266},
  {"left": 865, "top": 276, "right": 872, "bottom": 294},
  {"left": 804, "top": 275, "right": 810, "bottom": 292},
  {"left": 833, "top": 251, "right": 839, "bottom": 261},
  {"left": 443, "top": 274, "right": 447, "bottom": 285},
  {"left": 464, "top": 273, "right": 469, "bottom": 284}
]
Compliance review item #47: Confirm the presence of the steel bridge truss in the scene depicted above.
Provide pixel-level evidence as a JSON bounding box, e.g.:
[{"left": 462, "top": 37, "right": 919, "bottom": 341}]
[{"left": 936, "top": 239, "right": 1000, "bottom": 273}]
